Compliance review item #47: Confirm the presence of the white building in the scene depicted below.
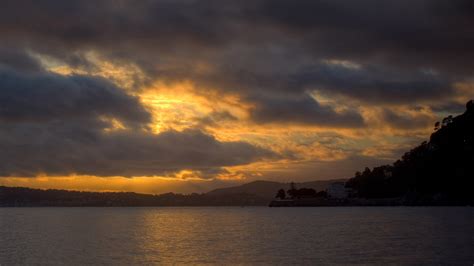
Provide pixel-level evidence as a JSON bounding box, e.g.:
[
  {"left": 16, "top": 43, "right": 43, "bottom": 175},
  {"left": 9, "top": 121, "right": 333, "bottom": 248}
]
[{"left": 327, "top": 182, "right": 349, "bottom": 199}]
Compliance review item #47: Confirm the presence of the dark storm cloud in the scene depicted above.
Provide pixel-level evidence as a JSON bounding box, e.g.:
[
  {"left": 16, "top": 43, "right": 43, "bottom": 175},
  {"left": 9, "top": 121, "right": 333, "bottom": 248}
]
[
  {"left": 296, "top": 63, "right": 453, "bottom": 104},
  {"left": 253, "top": 0, "right": 474, "bottom": 75},
  {"left": 0, "top": 51, "right": 274, "bottom": 177},
  {"left": 249, "top": 94, "right": 364, "bottom": 127},
  {"left": 0, "top": 47, "right": 42, "bottom": 72},
  {"left": 0, "top": 66, "right": 150, "bottom": 126},
  {"left": 5, "top": 0, "right": 472, "bottom": 66},
  {"left": 0, "top": 124, "right": 274, "bottom": 177}
]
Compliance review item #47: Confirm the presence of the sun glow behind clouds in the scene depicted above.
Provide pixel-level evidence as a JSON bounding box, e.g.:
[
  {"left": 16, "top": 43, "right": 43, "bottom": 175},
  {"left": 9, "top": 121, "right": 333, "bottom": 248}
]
[
  {"left": 6, "top": 51, "right": 458, "bottom": 191},
  {"left": 140, "top": 81, "right": 212, "bottom": 133}
]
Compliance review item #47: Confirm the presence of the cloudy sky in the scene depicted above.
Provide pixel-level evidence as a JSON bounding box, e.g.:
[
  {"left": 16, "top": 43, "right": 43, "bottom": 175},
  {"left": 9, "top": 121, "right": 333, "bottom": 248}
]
[{"left": 1, "top": 0, "right": 473, "bottom": 194}]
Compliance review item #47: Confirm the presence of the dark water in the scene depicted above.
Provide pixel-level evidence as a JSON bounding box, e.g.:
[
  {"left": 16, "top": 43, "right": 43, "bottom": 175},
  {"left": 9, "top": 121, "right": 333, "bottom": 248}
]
[{"left": 1, "top": 207, "right": 473, "bottom": 265}]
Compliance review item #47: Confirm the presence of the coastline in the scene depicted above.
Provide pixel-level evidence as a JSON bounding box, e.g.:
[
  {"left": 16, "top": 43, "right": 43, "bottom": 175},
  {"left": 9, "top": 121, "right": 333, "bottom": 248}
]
[{"left": 268, "top": 198, "right": 472, "bottom": 207}]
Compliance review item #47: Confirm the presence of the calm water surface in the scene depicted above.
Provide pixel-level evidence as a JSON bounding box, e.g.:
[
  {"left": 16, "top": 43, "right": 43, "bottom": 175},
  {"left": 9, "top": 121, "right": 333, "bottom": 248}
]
[{"left": 1, "top": 207, "right": 473, "bottom": 265}]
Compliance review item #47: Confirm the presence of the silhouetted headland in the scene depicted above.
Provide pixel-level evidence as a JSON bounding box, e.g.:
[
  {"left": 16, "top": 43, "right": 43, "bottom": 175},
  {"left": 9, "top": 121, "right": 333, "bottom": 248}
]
[{"left": 270, "top": 100, "right": 474, "bottom": 207}]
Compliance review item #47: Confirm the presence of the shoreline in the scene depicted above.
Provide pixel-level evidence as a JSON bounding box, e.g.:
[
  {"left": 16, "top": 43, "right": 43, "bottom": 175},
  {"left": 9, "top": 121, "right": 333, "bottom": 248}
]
[{"left": 268, "top": 198, "right": 472, "bottom": 207}]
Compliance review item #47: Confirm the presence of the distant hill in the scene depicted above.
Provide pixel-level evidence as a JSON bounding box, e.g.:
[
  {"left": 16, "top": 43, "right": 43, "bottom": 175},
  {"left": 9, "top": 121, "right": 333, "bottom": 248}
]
[
  {"left": 206, "top": 179, "right": 346, "bottom": 201},
  {"left": 0, "top": 186, "right": 269, "bottom": 207}
]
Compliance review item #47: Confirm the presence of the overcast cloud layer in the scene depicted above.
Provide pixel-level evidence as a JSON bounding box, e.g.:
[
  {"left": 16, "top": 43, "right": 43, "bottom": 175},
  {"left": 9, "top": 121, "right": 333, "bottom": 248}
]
[{"left": 0, "top": 0, "right": 473, "bottom": 180}]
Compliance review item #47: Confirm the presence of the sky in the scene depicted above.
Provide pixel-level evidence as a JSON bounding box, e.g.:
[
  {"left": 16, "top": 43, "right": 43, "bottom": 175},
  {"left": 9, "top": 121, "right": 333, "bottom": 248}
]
[{"left": 0, "top": 0, "right": 473, "bottom": 194}]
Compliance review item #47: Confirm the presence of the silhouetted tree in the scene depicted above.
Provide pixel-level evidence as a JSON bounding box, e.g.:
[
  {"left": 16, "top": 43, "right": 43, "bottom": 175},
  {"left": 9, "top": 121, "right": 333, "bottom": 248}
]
[
  {"left": 467, "top": 100, "right": 473, "bottom": 111},
  {"left": 287, "top": 182, "right": 298, "bottom": 199},
  {"left": 296, "top": 188, "right": 317, "bottom": 198},
  {"left": 362, "top": 167, "right": 371, "bottom": 176},
  {"left": 315, "top": 190, "right": 327, "bottom": 198},
  {"left": 442, "top": 115, "right": 453, "bottom": 127},
  {"left": 275, "top": 189, "right": 286, "bottom": 199},
  {"left": 285, "top": 184, "right": 319, "bottom": 199}
]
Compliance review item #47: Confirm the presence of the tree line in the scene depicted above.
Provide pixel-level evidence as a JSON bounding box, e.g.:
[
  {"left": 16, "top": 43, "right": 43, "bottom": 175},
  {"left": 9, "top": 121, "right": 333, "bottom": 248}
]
[{"left": 275, "top": 183, "right": 327, "bottom": 199}]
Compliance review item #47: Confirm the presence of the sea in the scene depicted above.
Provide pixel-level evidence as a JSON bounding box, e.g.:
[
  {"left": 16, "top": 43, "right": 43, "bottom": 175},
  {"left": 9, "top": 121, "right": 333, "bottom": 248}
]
[{"left": 1, "top": 207, "right": 473, "bottom": 265}]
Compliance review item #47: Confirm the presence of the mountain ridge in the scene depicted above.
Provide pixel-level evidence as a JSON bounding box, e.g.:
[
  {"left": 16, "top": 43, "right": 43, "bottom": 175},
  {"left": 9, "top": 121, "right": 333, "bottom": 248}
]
[{"left": 207, "top": 179, "right": 346, "bottom": 200}]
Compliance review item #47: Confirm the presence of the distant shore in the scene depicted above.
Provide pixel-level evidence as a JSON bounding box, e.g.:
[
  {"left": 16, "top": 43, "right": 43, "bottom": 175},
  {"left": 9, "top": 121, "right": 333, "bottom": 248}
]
[
  {"left": 269, "top": 198, "right": 472, "bottom": 207},
  {"left": 1, "top": 185, "right": 472, "bottom": 207}
]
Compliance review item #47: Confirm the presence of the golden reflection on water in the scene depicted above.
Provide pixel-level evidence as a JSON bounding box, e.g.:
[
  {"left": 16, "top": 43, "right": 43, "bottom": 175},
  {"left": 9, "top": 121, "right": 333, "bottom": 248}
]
[{"left": 1, "top": 207, "right": 473, "bottom": 265}]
